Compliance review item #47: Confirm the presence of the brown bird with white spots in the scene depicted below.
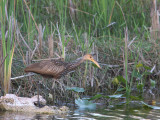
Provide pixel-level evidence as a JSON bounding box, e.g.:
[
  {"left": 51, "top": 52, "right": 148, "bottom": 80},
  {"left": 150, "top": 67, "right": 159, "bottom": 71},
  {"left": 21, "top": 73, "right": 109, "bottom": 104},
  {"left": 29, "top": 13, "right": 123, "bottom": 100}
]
[
  {"left": 25, "top": 54, "right": 100, "bottom": 106},
  {"left": 24, "top": 54, "right": 101, "bottom": 78}
]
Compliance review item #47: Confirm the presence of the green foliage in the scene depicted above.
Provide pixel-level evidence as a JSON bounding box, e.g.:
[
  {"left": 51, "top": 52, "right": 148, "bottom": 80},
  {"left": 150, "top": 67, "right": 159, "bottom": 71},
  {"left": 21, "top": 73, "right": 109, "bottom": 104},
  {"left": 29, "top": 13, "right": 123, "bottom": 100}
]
[
  {"left": 115, "top": 76, "right": 126, "bottom": 85},
  {"left": 0, "top": 0, "right": 15, "bottom": 94},
  {"left": 112, "top": 77, "right": 119, "bottom": 85},
  {"left": 108, "top": 94, "right": 123, "bottom": 99},
  {"left": 112, "top": 76, "right": 127, "bottom": 93},
  {"left": 117, "top": 88, "right": 126, "bottom": 92},
  {"left": 75, "top": 98, "right": 96, "bottom": 110},
  {"left": 66, "top": 87, "right": 85, "bottom": 93},
  {"left": 136, "top": 63, "right": 143, "bottom": 69},
  {"left": 137, "top": 83, "right": 144, "bottom": 93},
  {"left": 130, "top": 95, "right": 142, "bottom": 101},
  {"left": 134, "top": 63, "right": 152, "bottom": 92},
  {"left": 66, "top": 87, "right": 84, "bottom": 100},
  {"left": 89, "top": 94, "right": 103, "bottom": 101},
  {"left": 150, "top": 79, "right": 156, "bottom": 89},
  {"left": 141, "top": 101, "right": 160, "bottom": 110}
]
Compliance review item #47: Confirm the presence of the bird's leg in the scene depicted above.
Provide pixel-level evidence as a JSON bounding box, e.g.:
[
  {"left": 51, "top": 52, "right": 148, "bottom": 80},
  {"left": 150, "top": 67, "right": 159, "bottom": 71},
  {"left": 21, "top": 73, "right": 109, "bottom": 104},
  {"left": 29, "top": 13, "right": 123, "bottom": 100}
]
[
  {"left": 35, "top": 80, "right": 44, "bottom": 108},
  {"left": 51, "top": 79, "right": 56, "bottom": 105}
]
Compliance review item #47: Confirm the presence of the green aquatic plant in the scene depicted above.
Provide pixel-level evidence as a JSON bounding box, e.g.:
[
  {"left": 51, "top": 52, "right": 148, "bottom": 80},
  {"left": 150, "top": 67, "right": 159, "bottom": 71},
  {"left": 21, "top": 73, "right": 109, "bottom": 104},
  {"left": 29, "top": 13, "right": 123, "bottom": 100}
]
[
  {"left": 75, "top": 98, "right": 96, "bottom": 110},
  {"left": 0, "top": 0, "right": 15, "bottom": 94},
  {"left": 66, "top": 87, "right": 96, "bottom": 109},
  {"left": 134, "top": 62, "right": 154, "bottom": 97}
]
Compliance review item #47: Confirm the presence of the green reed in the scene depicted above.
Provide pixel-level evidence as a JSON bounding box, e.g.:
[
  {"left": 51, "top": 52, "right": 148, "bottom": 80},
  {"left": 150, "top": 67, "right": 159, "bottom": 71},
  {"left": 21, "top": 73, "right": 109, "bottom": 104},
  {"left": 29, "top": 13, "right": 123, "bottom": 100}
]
[{"left": 0, "top": 0, "right": 15, "bottom": 94}]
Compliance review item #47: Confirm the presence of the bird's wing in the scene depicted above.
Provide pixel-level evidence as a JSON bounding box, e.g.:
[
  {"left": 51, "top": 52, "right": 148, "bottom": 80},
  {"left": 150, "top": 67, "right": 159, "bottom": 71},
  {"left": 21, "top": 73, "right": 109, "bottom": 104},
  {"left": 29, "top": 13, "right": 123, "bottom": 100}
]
[{"left": 25, "top": 60, "right": 67, "bottom": 78}]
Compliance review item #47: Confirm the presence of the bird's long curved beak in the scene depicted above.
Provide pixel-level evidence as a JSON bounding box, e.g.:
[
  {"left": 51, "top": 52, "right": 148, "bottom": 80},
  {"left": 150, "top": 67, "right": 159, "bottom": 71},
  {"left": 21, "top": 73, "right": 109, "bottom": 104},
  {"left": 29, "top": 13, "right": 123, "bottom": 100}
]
[{"left": 90, "top": 59, "right": 101, "bottom": 69}]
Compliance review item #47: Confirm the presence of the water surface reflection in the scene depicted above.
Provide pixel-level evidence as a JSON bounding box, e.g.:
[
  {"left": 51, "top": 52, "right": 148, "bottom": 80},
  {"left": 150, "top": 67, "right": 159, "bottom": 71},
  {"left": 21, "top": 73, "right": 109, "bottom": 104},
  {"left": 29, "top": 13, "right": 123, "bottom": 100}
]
[{"left": 0, "top": 106, "right": 160, "bottom": 120}]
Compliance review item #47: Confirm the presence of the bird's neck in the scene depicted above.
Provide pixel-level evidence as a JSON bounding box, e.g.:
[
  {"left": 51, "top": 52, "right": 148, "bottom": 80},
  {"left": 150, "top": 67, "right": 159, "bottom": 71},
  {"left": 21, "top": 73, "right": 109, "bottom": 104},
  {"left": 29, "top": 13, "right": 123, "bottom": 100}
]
[{"left": 68, "top": 57, "right": 85, "bottom": 70}]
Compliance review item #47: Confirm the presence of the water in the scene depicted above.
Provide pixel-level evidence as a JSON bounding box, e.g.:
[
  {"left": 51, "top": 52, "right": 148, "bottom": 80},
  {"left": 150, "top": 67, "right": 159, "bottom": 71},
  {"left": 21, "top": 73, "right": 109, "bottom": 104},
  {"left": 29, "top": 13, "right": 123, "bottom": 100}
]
[{"left": 0, "top": 106, "right": 160, "bottom": 120}]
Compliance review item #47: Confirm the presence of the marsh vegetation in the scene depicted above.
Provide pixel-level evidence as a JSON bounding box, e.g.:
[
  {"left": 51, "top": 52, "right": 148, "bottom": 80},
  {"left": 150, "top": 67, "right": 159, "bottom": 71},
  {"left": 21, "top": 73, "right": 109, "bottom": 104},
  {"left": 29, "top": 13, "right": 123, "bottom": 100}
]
[{"left": 0, "top": 0, "right": 159, "bottom": 108}]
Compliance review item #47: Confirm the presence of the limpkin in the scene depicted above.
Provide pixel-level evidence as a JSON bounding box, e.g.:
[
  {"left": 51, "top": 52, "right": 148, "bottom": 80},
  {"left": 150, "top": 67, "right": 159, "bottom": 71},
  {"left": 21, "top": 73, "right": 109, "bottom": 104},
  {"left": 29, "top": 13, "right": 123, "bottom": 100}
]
[
  {"left": 25, "top": 54, "right": 101, "bottom": 78},
  {"left": 24, "top": 54, "right": 101, "bottom": 105}
]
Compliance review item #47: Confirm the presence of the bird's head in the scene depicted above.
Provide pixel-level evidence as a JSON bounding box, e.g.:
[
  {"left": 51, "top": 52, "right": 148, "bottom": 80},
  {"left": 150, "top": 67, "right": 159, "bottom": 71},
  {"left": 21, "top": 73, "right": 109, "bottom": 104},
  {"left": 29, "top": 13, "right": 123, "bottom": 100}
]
[{"left": 83, "top": 54, "right": 101, "bottom": 68}]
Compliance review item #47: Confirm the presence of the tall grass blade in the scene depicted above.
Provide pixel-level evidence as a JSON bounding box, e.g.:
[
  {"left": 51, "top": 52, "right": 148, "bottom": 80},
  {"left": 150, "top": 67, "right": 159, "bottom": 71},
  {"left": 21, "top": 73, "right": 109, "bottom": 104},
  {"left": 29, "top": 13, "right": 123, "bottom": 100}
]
[
  {"left": 124, "top": 27, "right": 129, "bottom": 102},
  {"left": 0, "top": 0, "right": 15, "bottom": 94}
]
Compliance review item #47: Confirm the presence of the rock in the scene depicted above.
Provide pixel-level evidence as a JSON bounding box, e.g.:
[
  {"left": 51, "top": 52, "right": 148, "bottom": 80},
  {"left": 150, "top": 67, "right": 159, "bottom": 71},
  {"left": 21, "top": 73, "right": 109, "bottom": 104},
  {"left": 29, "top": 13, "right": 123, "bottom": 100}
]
[{"left": 0, "top": 94, "right": 69, "bottom": 114}]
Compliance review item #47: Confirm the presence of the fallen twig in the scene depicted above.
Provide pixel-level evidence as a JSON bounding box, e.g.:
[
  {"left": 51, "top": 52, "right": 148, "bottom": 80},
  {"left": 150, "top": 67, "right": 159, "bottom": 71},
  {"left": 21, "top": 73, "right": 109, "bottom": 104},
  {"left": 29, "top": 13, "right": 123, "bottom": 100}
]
[
  {"left": 32, "top": 57, "right": 64, "bottom": 62},
  {"left": 11, "top": 73, "right": 35, "bottom": 80}
]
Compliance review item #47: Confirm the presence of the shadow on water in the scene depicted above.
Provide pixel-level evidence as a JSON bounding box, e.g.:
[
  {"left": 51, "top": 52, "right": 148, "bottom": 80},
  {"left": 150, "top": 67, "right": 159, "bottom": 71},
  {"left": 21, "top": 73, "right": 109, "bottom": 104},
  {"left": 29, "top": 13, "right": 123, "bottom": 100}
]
[{"left": 1, "top": 103, "right": 160, "bottom": 120}]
